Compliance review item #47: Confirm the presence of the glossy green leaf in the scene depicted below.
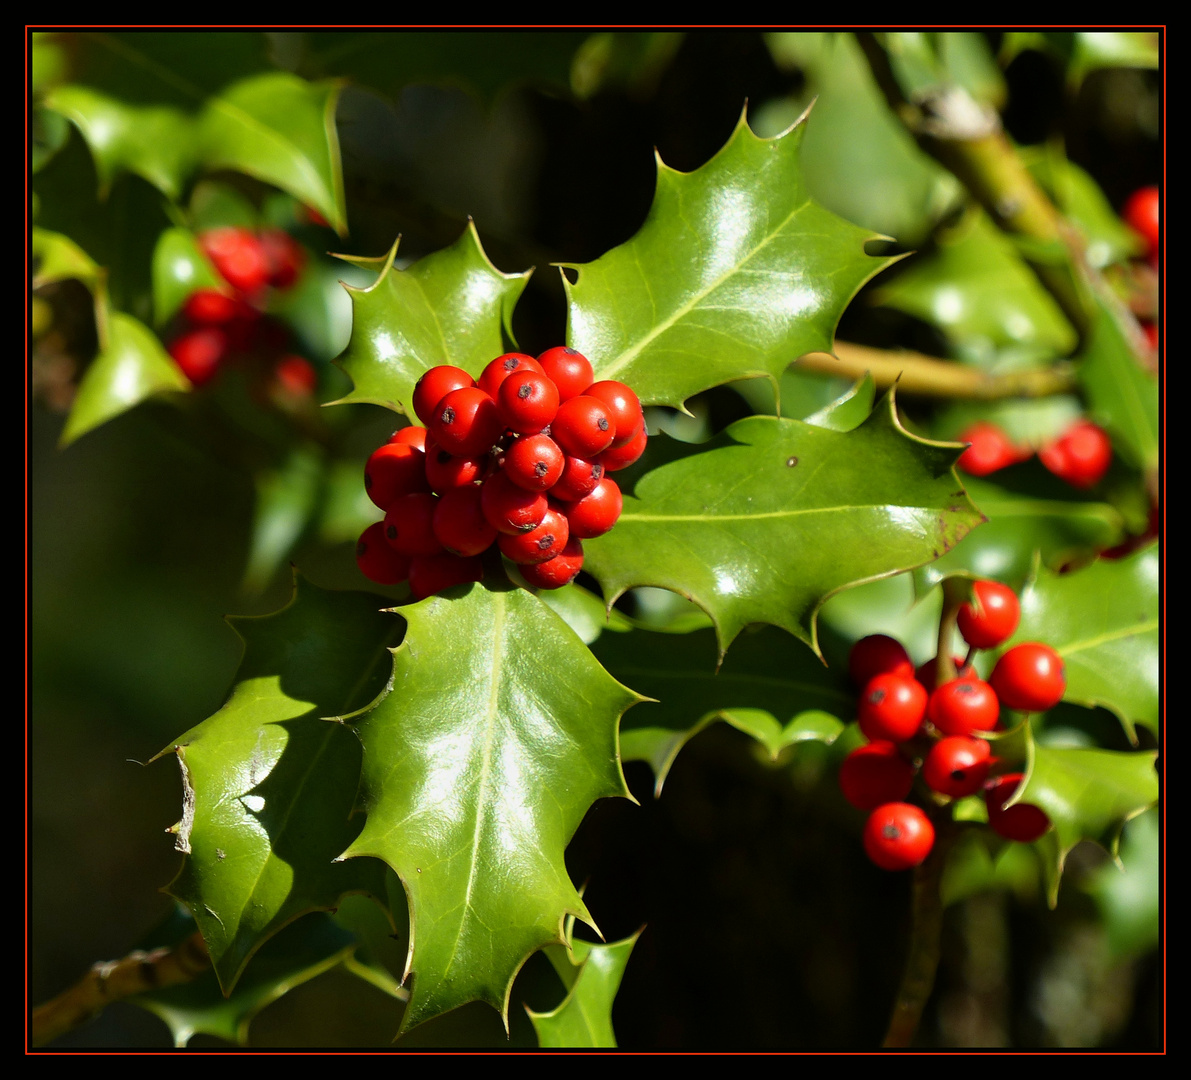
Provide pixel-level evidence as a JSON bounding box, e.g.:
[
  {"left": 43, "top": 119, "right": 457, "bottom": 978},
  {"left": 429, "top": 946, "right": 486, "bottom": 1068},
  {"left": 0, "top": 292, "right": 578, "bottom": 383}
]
[
  {"left": 939, "top": 829, "right": 1043, "bottom": 908},
  {"left": 334, "top": 224, "right": 530, "bottom": 416},
  {"left": 151, "top": 226, "right": 225, "bottom": 326},
  {"left": 584, "top": 395, "right": 983, "bottom": 657},
  {"left": 1022, "top": 736, "right": 1159, "bottom": 907},
  {"left": 32, "top": 226, "right": 102, "bottom": 291},
  {"left": 1079, "top": 300, "right": 1160, "bottom": 473},
  {"left": 196, "top": 72, "right": 346, "bottom": 235},
  {"left": 875, "top": 212, "right": 1077, "bottom": 363},
  {"left": 760, "top": 33, "right": 953, "bottom": 247},
  {"left": 1084, "top": 807, "right": 1159, "bottom": 960},
  {"left": 60, "top": 311, "right": 190, "bottom": 447},
  {"left": 562, "top": 110, "right": 896, "bottom": 409},
  {"left": 592, "top": 623, "right": 850, "bottom": 794},
  {"left": 528, "top": 921, "right": 642, "bottom": 1049},
  {"left": 801, "top": 371, "right": 876, "bottom": 432},
  {"left": 131, "top": 906, "right": 356, "bottom": 1047},
  {"left": 1012, "top": 546, "right": 1159, "bottom": 741},
  {"left": 1000, "top": 31, "right": 1160, "bottom": 85},
  {"left": 914, "top": 474, "right": 1124, "bottom": 594},
  {"left": 158, "top": 578, "right": 402, "bottom": 992},
  {"left": 341, "top": 581, "right": 643, "bottom": 1033}
]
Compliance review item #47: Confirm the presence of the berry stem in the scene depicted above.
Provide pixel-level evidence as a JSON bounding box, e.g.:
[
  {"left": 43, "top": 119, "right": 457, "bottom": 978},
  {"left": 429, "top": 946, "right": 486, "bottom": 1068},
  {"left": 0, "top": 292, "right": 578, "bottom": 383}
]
[
  {"left": 881, "top": 817, "right": 957, "bottom": 1048},
  {"left": 936, "top": 580, "right": 965, "bottom": 685}
]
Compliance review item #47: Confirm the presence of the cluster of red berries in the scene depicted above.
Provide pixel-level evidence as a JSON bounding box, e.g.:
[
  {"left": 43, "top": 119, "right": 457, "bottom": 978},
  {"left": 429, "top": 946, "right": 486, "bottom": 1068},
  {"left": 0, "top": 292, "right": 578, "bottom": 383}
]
[
  {"left": 355, "top": 347, "right": 647, "bottom": 599},
  {"left": 840, "top": 580, "right": 1064, "bottom": 872},
  {"left": 957, "top": 418, "right": 1112, "bottom": 489},
  {"left": 167, "top": 225, "right": 316, "bottom": 396}
]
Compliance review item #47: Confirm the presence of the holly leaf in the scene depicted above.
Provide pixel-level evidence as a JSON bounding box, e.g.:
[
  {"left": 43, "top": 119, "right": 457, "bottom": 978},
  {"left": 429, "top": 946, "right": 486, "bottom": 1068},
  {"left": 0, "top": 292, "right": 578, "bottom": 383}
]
[
  {"left": 527, "top": 921, "right": 642, "bottom": 1049},
  {"left": 1020, "top": 736, "right": 1159, "bottom": 907},
  {"left": 583, "top": 392, "right": 984, "bottom": 657},
  {"left": 913, "top": 473, "right": 1123, "bottom": 594},
  {"left": 60, "top": 310, "right": 191, "bottom": 447},
  {"left": 562, "top": 109, "right": 895, "bottom": 410},
  {"left": 340, "top": 580, "right": 643, "bottom": 1034},
  {"left": 151, "top": 226, "right": 225, "bottom": 327},
  {"left": 131, "top": 906, "right": 357, "bottom": 1047},
  {"left": 242, "top": 446, "right": 325, "bottom": 594},
  {"left": 32, "top": 226, "right": 102, "bottom": 291},
  {"left": 333, "top": 223, "right": 530, "bottom": 416},
  {"left": 157, "top": 578, "right": 402, "bottom": 993},
  {"left": 1012, "top": 546, "right": 1159, "bottom": 741},
  {"left": 1079, "top": 300, "right": 1160, "bottom": 474},
  {"left": 1084, "top": 807, "right": 1159, "bottom": 960},
  {"left": 592, "top": 622, "right": 850, "bottom": 794}
]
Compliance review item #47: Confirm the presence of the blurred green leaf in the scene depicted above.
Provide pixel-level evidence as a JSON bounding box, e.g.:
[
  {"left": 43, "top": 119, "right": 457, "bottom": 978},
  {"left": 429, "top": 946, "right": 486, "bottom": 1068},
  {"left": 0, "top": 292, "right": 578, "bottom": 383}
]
[
  {"left": 60, "top": 310, "right": 190, "bottom": 447},
  {"left": 1084, "top": 807, "right": 1159, "bottom": 960},
  {"left": 243, "top": 446, "right": 326, "bottom": 594},
  {"left": 32, "top": 226, "right": 102, "bottom": 291},
  {"left": 151, "top": 226, "right": 225, "bottom": 326},
  {"left": 564, "top": 110, "right": 895, "bottom": 409}
]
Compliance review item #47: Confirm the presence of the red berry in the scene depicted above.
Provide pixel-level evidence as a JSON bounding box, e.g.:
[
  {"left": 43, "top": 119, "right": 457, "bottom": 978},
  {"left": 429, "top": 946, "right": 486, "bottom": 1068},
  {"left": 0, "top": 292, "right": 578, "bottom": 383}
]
[
  {"left": 503, "top": 434, "right": 565, "bottom": 492},
  {"left": 857, "top": 673, "right": 928, "bottom": 743},
  {"left": 585, "top": 380, "right": 644, "bottom": 446},
  {"left": 477, "top": 353, "right": 543, "bottom": 399},
  {"left": 552, "top": 395, "right": 615, "bottom": 458},
  {"left": 1122, "top": 185, "right": 1160, "bottom": 257},
  {"left": 498, "top": 370, "right": 559, "bottom": 435},
  {"left": 550, "top": 455, "right": 604, "bottom": 502},
  {"left": 412, "top": 365, "right": 475, "bottom": 427},
  {"left": 838, "top": 742, "right": 915, "bottom": 811},
  {"left": 989, "top": 643, "right": 1066, "bottom": 713},
  {"left": 364, "top": 443, "right": 429, "bottom": 511},
  {"left": 356, "top": 522, "right": 411, "bottom": 585},
  {"left": 200, "top": 227, "right": 270, "bottom": 296},
  {"left": 562, "top": 477, "right": 623, "bottom": 539},
  {"left": 481, "top": 471, "right": 548, "bottom": 535},
  {"left": 169, "top": 327, "right": 228, "bottom": 387},
  {"left": 516, "top": 538, "right": 585, "bottom": 589},
  {"left": 384, "top": 492, "right": 443, "bottom": 557},
  {"left": 259, "top": 229, "right": 305, "bottom": 289},
  {"left": 408, "top": 552, "right": 484, "bottom": 600},
  {"left": 536, "top": 346, "right": 594, "bottom": 401},
  {"left": 1038, "top": 420, "right": 1112, "bottom": 489},
  {"left": 182, "top": 288, "right": 241, "bottom": 324},
  {"left": 984, "top": 773, "right": 1051, "bottom": 842},
  {"left": 922, "top": 736, "right": 992, "bottom": 798},
  {"left": 432, "top": 485, "right": 498, "bottom": 557},
  {"left": 498, "top": 507, "right": 570, "bottom": 564},
  {"left": 424, "top": 442, "right": 488, "bottom": 493},
  {"left": 849, "top": 634, "right": 914, "bottom": 687},
  {"left": 272, "top": 355, "right": 317, "bottom": 397},
  {"left": 598, "top": 424, "right": 648, "bottom": 472},
  {"left": 956, "top": 422, "right": 1031, "bottom": 477},
  {"left": 388, "top": 426, "right": 428, "bottom": 451},
  {"left": 927, "top": 676, "right": 1000, "bottom": 736},
  {"left": 863, "top": 803, "right": 935, "bottom": 871},
  {"left": 430, "top": 386, "right": 504, "bottom": 458},
  {"left": 957, "top": 579, "right": 1021, "bottom": 650}
]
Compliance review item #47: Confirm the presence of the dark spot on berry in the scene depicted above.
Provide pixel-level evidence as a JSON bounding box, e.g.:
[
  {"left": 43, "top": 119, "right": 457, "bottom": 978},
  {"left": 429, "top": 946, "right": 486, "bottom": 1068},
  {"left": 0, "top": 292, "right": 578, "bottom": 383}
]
[
  {"left": 436, "top": 450, "right": 452, "bottom": 464},
  {"left": 518, "top": 383, "right": 532, "bottom": 399},
  {"left": 592, "top": 464, "right": 604, "bottom": 479},
  {"left": 441, "top": 406, "right": 456, "bottom": 424},
  {"left": 868, "top": 688, "right": 887, "bottom": 704},
  {"left": 537, "top": 535, "right": 556, "bottom": 550},
  {"left": 504, "top": 358, "right": 519, "bottom": 371},
  {"left": 364, "top": 474, "right": 373, "bottom": 488},
  {"left": 598, "top": 418, "right": 609, "bottom": 431},
  {"left": 957, "top": 683, "right": 974, "bottom": 696},
  {"left": 356, "top": 539, "right": 368, "bottom": 556},
  {"left": 386, "top": 525, "right": 397, "bottom": 540},
  {"left": 951, "top": 769, "right": 966, "bottom": 781},
  {"left": 882, "top": 824, "right": 902, "bottom": 840},
  {"left": 786, "top": 456, "right": 798, "bottom": 467},
  {"left": 563, "top": 347, "right": 578, "bottom": 356},
  {"left": 534, "top": 461, "right": 548, "bottom": 476}
]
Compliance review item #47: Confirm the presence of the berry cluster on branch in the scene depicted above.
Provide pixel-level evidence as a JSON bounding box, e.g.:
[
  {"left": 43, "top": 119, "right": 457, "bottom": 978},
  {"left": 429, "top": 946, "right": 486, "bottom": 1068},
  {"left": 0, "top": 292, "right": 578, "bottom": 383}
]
[
  {"left": 356, "top": 347, "right": 647, "bottom": 599},
  {"left": 841, "top": 579, "right": 1065, "bottom": 872},
  {"left": 167, "top": 225, "right": 316, "bottom": 399}
]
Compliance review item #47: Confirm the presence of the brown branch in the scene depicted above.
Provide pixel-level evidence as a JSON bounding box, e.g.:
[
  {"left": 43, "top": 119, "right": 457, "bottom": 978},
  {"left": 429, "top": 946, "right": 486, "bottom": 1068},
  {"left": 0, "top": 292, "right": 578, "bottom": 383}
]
[
  {"left": 798, "top": 343, "right": 1077, "bottom": 400},
  {"left": 31, "top": 930, "right": 210, "bottom": 1048}
]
